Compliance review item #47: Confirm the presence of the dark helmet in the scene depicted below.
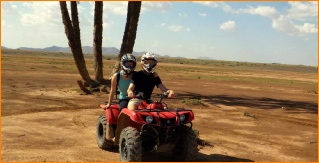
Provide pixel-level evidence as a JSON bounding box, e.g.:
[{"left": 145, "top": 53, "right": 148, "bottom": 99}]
[{"left": 121, "top": 53, "right": 137, "bottom": 76}]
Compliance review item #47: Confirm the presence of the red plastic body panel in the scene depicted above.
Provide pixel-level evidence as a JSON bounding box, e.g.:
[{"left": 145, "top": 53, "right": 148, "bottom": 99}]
[
  {"left": 100, "top": 101, "right": 194, "bottom": 126},
  {"left": 137, "top": 101, "right": 164, "bottom": 110},
  {"left": 120, "top": 107, "right": 194, "bottom": 126},
  {"left": 100, "top": 104, "right": 119, "bottom": 124}
]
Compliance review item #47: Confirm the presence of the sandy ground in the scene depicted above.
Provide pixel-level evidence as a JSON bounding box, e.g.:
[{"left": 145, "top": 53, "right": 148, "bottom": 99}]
[{"left": 1, "top": 55, "right": 318, "bottom": 162}]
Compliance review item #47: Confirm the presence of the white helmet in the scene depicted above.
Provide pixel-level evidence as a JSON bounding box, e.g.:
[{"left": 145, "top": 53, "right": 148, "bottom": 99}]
[
  {"left": 141, "top": 52, "right": 157, "bottom": 73},
  {"left": 121, "top": 53, "right": 137, "bottom": 75}
]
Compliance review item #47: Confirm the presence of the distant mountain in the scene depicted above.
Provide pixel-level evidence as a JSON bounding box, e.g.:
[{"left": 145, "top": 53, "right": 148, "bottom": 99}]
[
  {"left": 133, "top": 51, "right": 147, "bottom": 56},
  {"left": 7, "top": 46, "right": 144, "bottom": 56},
  {"left": 197, "top": 56, "right": 214, "bottom": 60},
  {"left": 43, "top": 46, "right": 69, "bottom": 52},
  {"left": 2, "top": 45, "right": 166, "bottom": 59},
  {"left": 175, "top": 56, "right": 187, "bottom": 59},
  {"left": 18, "top": 47, "right": 44, "bottom": 51},
  {"left": 102, "top": 47, "right": 119, "bottom": 55}
]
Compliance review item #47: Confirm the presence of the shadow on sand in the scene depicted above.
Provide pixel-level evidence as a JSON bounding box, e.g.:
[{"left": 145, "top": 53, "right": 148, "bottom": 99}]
[
  {"left": 142, "top": 151, "right": 254, "bottom": 162},
  {"left": 174, "top": 92, "right": 318, "bottom": 114},
  {"left": 103, "top": 146, "right": 254, "bottom": 162}
]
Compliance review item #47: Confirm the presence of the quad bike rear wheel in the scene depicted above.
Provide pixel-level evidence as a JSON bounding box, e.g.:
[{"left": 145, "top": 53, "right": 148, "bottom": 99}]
[
  {"left": 119, "top": 127, "right": 142, "bottom": 162},
  {"left": 96, "top": 115, "right": 114, "bottom": 149},
  {"left": 173, "top": 125, "right": 198, "bottom": 161}
]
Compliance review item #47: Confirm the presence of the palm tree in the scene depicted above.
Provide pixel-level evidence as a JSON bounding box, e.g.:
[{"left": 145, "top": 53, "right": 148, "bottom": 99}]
[
  {"left": 111, "top": 1, "right": 142, "bottom": 76},
  {"left": 123, "top": 1, "right": 141, "bottom": 54},
  {"left": 60, "top": 1, "right": 141, "bottom": 91},
  {"left": 60, "top": 1, "right": 98, "bottom": 93},
  {"left": 93, "top": 1, "right": 104, "bottom": 83}
]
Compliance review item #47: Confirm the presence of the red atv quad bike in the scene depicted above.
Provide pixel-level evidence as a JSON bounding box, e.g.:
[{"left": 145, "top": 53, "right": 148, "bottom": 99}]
[{"left": 96, "top": 92, "right": 198, "bottom": 162}]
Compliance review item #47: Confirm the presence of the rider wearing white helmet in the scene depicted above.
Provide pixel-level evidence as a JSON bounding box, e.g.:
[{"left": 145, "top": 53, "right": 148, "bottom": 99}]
[
  {"left": 141, "top": 52, "right": 157, "bottom": 73},
  {"left": 127, "top": 52, "right": 175, "bottom": 110},
  {"left": 106, "top": 53, "right": 137, "bottom": 111}
]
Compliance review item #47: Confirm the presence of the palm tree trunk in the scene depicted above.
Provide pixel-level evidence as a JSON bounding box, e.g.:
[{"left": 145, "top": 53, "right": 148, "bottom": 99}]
[
  {"left": 126, "top": 2, "right": 141, "bottom": 53},
  {"left": 111, "top": 1, "right": 141, "bottom": 77},
  {"left": 93, "top": 1, "right": 104, "bottom": 82},
  {"left": 60, "top": 1, "right": 97, "bottom": 90},
  {"left": 119, "top": 1, "right": 133, "bottom": 56}
]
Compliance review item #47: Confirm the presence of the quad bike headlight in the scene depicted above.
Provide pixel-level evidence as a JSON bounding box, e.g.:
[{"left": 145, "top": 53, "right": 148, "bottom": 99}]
[
  {"left": 145, "top": 116, "right": 154, "bottom": 123},
  {"left": 179, "top": 114, "right": 186, "bottom": 122}
]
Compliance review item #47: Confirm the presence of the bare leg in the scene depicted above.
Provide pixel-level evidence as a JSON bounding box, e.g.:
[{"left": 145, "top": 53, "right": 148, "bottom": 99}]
[
  {"left": 127, "top": 99, "right": 141, "bottom": 110},
  {"left": 127, "top": 100, "right": 137, "bottom": 110}
]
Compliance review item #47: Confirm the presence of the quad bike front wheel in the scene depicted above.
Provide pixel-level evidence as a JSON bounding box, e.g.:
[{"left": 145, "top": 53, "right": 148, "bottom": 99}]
[
  {"left": 173, "top": 125, "right": 198, "bottom": 161},
  {"left": 119, "top": 127, "right": 142, "bottom": 162},
  {"left": 96, "top": 115, "right": 114, "bottom": 149}
]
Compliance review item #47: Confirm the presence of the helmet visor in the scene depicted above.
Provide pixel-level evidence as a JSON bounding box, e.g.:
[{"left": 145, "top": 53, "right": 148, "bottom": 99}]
[
  {"left": 142, "top": 58, "right": 156, "bottom": 65},
  {"left": 124, "top": 61, "right": 135, "bottom": 68}
]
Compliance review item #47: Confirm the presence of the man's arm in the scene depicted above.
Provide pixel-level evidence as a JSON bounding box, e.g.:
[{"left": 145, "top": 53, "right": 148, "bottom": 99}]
[{"left": 158, "top": 84, "right": 175, "bottom": 98}]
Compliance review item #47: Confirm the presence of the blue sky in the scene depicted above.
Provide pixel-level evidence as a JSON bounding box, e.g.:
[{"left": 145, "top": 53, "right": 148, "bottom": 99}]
[{"left": 1, "top": 1, "right": 318, "bottom": 66}]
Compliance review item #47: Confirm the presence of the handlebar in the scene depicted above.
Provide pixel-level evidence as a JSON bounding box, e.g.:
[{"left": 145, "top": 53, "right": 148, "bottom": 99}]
[
  {"left": 129, "top": 91, "right": 171, "bottom": 103},
  {"left": 158, "top": 91, "right": 169, "bottom": 102},
  {"left": 130, "top": 91, "right": 144, "bottom": 99}
]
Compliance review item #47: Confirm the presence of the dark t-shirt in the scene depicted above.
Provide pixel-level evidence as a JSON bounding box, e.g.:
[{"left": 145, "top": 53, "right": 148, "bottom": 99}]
[{"left": 131, "top": 70, "right": 162, "bottom": 100}]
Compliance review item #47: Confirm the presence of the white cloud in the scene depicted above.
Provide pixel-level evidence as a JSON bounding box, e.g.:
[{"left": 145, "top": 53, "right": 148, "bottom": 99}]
[
  {"left": 2, "top": 20, "right": 13, "bottom": 28},
  {"left": 102, "top": 18, "right": 114, "bottom": 29},
  {"left": 17, "top": 2, "right": 114, "bottom": 28},
  {"left": 141, "top": 2, "right": 172, "bottom": 12},
  {"left": 88, "top": 2, "right": 114, "bottom": 28},
  {"left": 2, "top": 2, "right": 21, "bottom": 16},
  {"left": 195, "top": 2, "right": 232, "bottom": 12},
  {"left": 286, "top": 2, "right": 318, "bottom": 21},
  {"left": 101, "top": 2, "right": 172, "bottom": 15},
  {"left": 195, "top": 2, "right": 219, "bottom": 8},
  {"left": 272, "top": 15, "right": 297, "bottom": 34},
  {"left": 297, "top": 23, "right": 317, "bottom": 34},
  {"left": 103, "top": 2, "right": 128, "bottom": 15},
  {"left": 238, "top": 6, "right": 279, "bottom": 18},
  {"left": 168, "top": 25, "right": 183, "bottom": 32},
  {"left": 174, "top": 44, "right": 184, "bottom": 48},
  {"left": 197, "top": 2, "right": 317, "bottom": 37},
  {"left": 272, "top": 15, "right": 317, "bottom": 36},
  {"left": 160, "top": 23, "right": 185, "bottom": 32},
  {"left": 178, "top": 12, "right": 187, "bottom": 17},
  {"left": 198, "top": 13, "right": 206, "bottom": 17},
  {"left": 240, "top": 3, "right": 317, "bottom": 36},
  {"left": 20, "top": 2, "right": 61, "bottom": 26},
  {"left": 220, "top": 21, "right": 236, "bottom": 31}
]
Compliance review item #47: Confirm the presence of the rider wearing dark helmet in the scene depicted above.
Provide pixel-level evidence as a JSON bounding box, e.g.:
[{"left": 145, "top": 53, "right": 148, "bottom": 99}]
[
  {"left": 106, "top": 53, "right": 137, "bottom": 112},
  {"left": 127, "top": 52, "right": 175, "bottom": 110}
]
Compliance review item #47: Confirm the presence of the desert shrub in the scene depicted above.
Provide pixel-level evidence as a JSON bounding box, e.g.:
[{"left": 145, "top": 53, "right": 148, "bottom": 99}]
[{"left": 182, "top": 98, "right": 202, "bottom": 105}]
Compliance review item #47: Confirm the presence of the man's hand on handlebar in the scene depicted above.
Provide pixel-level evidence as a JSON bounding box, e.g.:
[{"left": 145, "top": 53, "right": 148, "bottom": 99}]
[{"left": 167, "top": 90, "right": 175, "bottom": 98}]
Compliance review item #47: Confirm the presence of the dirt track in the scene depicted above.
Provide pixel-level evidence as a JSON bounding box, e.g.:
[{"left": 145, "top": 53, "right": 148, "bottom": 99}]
[{"left": 1, "top": 54, "right": 318, "bottom": 162}]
